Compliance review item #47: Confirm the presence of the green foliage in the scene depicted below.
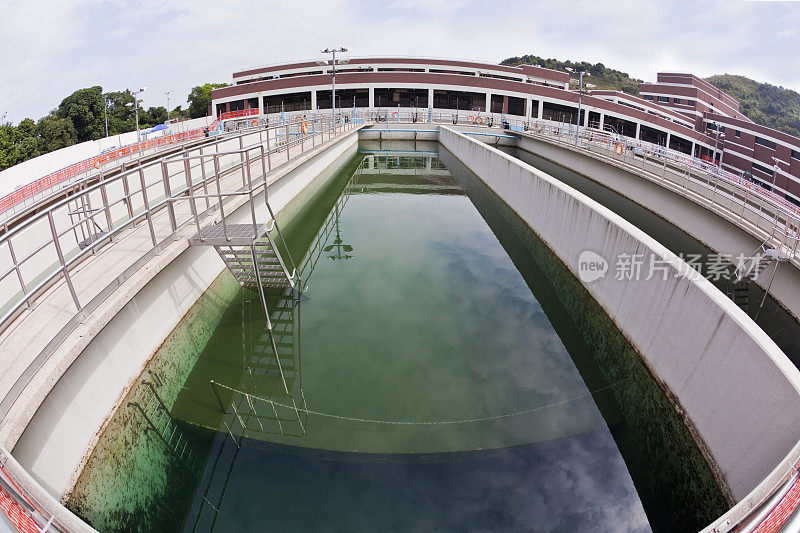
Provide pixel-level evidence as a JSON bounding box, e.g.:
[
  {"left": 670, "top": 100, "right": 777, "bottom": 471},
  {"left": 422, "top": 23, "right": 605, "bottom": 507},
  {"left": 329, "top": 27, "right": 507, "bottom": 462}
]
[
  {"left": 500, "top": 54, "right": 642, "bottom": 95},
  {"left": 187, "top": 83, "right": 229, "bottom": 119},
  {"left": 705, "top": 74, "right": 800, "bottom": 138},
  {"left": 1, "top": 82, "right": 224, "bottom": 172},
  {"left": 55, "top": 86, "right": 106, "bottom": 142}
]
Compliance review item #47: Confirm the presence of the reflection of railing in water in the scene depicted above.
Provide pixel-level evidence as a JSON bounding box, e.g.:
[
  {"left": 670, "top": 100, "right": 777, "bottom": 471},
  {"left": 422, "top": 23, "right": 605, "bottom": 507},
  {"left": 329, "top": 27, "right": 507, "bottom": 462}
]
[{"left": 127, "top": 372, "right": 199, "bottom": 470}]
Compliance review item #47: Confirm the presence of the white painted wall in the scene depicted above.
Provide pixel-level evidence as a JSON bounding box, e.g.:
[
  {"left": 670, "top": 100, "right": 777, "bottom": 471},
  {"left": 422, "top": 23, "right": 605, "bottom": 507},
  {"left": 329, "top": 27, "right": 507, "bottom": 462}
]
[{"left": 438, "top": 126, "right": 800, "bottom": 506}]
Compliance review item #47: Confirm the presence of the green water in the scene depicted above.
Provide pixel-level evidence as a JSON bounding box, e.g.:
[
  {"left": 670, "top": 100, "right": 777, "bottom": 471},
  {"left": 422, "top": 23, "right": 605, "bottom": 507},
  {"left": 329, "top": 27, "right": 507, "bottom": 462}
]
[{"left": 67, "top": 147, "right": 728, "bottom": 532}]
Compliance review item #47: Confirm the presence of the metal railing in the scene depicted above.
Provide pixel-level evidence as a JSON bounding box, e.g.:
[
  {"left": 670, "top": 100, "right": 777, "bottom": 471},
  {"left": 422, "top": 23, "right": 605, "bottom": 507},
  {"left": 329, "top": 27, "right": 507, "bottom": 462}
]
[
  {"left": 0, "top": 106, "right": 798, "bottom": 532},
  {"left": 0, "top": 127, "right": 212, "bottom": 223},
  {"left": 0, "top": 113, "right": 358, "bottom": 532},
  {"left": 353, "top": 108, "right": 800, "bottom": 262}
]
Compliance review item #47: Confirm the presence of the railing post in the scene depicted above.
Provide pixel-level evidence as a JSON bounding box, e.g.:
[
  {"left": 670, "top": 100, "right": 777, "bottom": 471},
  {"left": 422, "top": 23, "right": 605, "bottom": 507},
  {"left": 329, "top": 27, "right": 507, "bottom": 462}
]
[
  {"left": 121, "top": 171, "right": 134, "bottom": 221},
  {"left": 212, "top": 156, "right": 229, "bottom": 241},
  {"left": 6, "top": 238, "right": 27, "bottom": 304},
  {"left": 161, "top": 161, "right": 177, "bottom": 231},
  {"left": 285, "top": 122, "right": 290, "bottom": 163},
  {"left": 139, "top": 168, "right": 158, "bottom": 246},
  {"left": 48, "top": 211, "right": 81, "bottom": 311},
  {"left": 183, "top": 152, "right": 202, "bottom": 237}
]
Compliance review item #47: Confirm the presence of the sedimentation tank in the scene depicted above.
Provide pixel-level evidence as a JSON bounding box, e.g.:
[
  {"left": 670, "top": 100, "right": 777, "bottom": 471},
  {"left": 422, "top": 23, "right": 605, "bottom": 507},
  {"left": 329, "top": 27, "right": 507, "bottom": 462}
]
[{"left": 0, "top": 112, "right": 798, "bottom": 532}]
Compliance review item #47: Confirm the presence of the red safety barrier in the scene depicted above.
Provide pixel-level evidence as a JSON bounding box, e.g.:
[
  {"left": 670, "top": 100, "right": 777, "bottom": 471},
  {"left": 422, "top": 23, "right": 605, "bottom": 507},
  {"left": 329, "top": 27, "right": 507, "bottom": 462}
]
[{"left": 0, "top": 127, "right": 206, "bottom": 217}]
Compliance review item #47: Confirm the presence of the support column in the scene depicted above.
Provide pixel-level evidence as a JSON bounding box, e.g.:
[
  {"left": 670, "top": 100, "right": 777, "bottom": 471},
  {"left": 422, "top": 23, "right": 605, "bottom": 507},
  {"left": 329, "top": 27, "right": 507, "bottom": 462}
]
[
  {"left": 502, "top": 96, "right": 509, "bottom": 114},
  {"left": 485, "top": 93, "right": 491, "bottom": 114},
  {"left": 526, "top": 98, "right": 533, "bottom": 119},
  {"left": 369, "top": 87, "right": 375, "bottom": 108},
  {"left": 599, "top": 113, "right": 605, "bottom": 131},
  {"left": 311, "top": 90, "right": 317, "bottom": 111},
  {"left": 635, "top": 122, "right": 641, "bottom": 140},
  {"left": 537, "top": 101, "right": 544, "bottom": 119},
  {"left": 665, "top": 132, "right": 671, "bottom": 149},
  {"left": 428, "top": 88, "right": 434, "bottom": 110},
  {"left": 257, "top": 93, "right": 263, "bottom": 115}
]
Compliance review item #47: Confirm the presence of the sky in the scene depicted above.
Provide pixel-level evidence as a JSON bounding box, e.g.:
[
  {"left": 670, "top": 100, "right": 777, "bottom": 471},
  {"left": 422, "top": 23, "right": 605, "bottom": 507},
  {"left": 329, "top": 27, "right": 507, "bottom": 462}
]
[{"left": 1, "top": 0, "right": 799, "bottom": 124}]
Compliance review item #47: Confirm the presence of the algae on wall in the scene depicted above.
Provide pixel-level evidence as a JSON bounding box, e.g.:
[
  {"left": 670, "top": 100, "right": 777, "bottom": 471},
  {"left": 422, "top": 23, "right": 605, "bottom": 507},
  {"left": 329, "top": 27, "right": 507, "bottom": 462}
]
[{"left": 65, "top": 270, "right": 240, "bottom": 533}]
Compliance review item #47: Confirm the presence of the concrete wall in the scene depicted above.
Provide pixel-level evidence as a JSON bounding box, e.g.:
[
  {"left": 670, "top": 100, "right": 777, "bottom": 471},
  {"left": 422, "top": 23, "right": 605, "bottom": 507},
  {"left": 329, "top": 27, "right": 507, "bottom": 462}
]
[
  {"left": 11, "top": 132, "right": 359, "bottom": 500},
  {"left": 514, "top": 134, "right": 800, "bottom": 323},
  {"left": 438, "top": 126, "right": 800, "bottom": 510}
]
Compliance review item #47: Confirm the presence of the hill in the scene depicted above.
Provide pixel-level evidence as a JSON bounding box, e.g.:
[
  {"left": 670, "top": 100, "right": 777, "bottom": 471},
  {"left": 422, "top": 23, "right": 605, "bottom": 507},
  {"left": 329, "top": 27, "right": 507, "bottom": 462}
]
[
  {"left": 500, "top": 55, "right": 642, "bottom": 95},
  {"left": 500, "top": 55, "right": 800, "bottom": 138},
  {"left": 704, "top": 74, "right": 800, "bottom": 138}
]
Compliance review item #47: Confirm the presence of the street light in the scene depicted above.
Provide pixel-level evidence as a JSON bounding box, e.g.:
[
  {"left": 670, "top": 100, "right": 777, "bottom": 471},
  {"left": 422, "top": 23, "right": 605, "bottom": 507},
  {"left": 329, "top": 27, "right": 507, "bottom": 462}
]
[
  {"left": 131, "top": 87, "right": 148, "bottom": 143},
  {"left": 568, "top": 69, "right": 591, "bottom": 145},
  {"left": 772, "top": 157, "right": 783, "bottom": 193},
  {"left": 165, "top": 89, "right": 173, "bottom": 122},
  {"left": 102, "top": 95, "right": 109, "bottom": 138},
  {"left": 320, "top": 48, "right": 348, "bottom": 122}
]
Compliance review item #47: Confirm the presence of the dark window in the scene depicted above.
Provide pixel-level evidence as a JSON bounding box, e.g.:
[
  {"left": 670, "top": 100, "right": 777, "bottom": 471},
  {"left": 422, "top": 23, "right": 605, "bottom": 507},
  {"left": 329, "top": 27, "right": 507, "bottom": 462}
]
[
  {"left": 755, "top": 136, "right": 777, "bottom": 150},
  {"left": 490, "top": 94, "right": 503, "bottom": 114},
  {"left": 735, "top": 130, "right": 741, "bottom": 138},
  {"left": 673, "top": 98, "right": 682, "bottom": 105},
  {"left": 429, "top": 69, "right": 475, "bottom": 76},
  {"left": 432, "top": 90, "right": 485, "bottom": 111},
  {"left": 792, "top": 149, "right": 800, "bottom": 160},
  {"left": 542, "top": 102, "right": 583, "bottom": 125},
  {"left": 639, "top": 124, "right": 668, "bottom": 146},
  {"left": 262, "top": 91, "right": 312, "bottom": 113},
  {"left": 317, "top": 89, "right": 369, "bottom": 110},
  {"left": 642, "top": 95, "right": 654, "bottom": 100},
  {"left": 588, "top": 111, "right": 601, "bottom": 129},
  {"left": 602, "top": 115, "right": 637, "bottom": 137},
  {"left": 507, "top": 96, "right": 525, "bottom": 116},
  {"left": 530, "top": 100, "right": 540, "bottom": 118},
  {"left": 669, "top": 135, "right": 693, "bottom": 155},
  {"left": 229, "top": 100, "right": 245, "bottom": 112},
  {"left": 373, "top": 88, "right": 428, "bottom": 108},
  {"left": 752, "top": 162, "right": 773, "bottom": 175},
  {"left": 247, "top": 98, "right": 259, "bottom": 110},
  {"left": 687, "top": 100, "right": 695, "bottom": 106},
  {"left": 376, "top": 68, "right": 425, "bottom": 72},
  {"left": 657, "top": 96, "right": 669, "bottom": 103}
]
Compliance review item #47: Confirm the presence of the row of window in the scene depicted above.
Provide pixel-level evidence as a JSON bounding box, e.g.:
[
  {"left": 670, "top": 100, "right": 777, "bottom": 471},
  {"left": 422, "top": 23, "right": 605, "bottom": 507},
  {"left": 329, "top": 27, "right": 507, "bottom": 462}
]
[{"left": 643, "top": 94, "right": 696, "bottom": 107}]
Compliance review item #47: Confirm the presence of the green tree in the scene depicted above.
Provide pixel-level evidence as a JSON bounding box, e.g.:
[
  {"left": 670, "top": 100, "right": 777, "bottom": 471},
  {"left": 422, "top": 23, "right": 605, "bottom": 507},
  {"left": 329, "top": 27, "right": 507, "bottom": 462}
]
[
  {"left": 187, "top": 83, "right": 229, "bottom": 118},
  {"left": 56, "top": 86, "right": 105, "bottom": 142},
  {"left": 35, "top": 115, "right": 78, "bottom": 154}
]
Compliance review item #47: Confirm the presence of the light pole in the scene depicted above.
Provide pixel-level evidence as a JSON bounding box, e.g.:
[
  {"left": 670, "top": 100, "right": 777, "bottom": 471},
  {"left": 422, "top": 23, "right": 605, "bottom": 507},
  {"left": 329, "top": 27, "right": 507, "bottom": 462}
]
[
  {"left": 103, "top": 95, "right": 109, "bottom": 138},
  {"left": 319, "top": 48, "right": 348, "bottom": 123},
  {"left": 567, "top": 69, "right": 592, "bottom": 145},
  {"left": 130, "top": 87, "right": 148, "bottom": 143},
  {"left": 709, "top": 122, "right": 722, "bottom": 166},
  {"left": 772, "top": 157, "right": 782, "bottom": 193},
  {"left": 165, "top": 89, "right": 173, "bottom": 122}
]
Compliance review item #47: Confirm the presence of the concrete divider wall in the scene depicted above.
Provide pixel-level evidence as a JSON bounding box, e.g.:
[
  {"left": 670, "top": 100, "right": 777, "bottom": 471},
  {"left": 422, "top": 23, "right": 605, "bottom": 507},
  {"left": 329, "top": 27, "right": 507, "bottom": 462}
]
[
  {"left": 513, "top": 134, "right": 800, "bottom": 323},
  {"left": 10, "top": 133, "right": 360, "bottom": 500},
  {"left": 439, "top": 126, "right": 800, "bottom": 513}
]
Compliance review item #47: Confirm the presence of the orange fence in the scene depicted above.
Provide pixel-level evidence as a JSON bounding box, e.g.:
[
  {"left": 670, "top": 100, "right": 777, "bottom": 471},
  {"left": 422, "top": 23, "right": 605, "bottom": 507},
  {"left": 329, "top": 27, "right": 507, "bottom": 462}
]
[{"left": 0, "top": 128, "right": 207, "bottom": 217}]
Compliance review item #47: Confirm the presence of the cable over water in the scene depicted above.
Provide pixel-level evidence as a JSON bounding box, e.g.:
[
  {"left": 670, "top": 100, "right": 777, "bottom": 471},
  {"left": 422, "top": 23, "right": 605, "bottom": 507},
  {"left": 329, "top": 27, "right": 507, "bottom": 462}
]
[{"left": 211, "top": 377, "right": 631, "bottom": 427}]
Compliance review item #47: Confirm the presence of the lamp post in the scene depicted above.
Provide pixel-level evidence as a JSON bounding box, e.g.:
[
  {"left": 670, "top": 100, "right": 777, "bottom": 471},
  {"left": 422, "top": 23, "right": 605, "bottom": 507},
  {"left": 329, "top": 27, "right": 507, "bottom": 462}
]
[
  {"left": 772, "top": 157, "right": 782, "bottom": 193},
  {"left": 319, "top": 48, "right": 348, "bottom": 124},
  {"left": 165, "top": 89, "right": 173, "bottom": 122},
  {"left": 566, "top": 69, "right": 592, "bottom": 145},
  {"left": 130, "top": 87, "right": 148, "bottom": 143},
  {"left": 102, "top": 95, "right": 109, "bottom": 138}
]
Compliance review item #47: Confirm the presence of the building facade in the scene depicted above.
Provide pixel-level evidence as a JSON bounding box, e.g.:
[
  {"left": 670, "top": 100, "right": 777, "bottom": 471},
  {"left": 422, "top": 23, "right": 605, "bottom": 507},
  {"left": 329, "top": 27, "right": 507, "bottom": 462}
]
[{"left": 211, "top": 57, "right": 800, "bottom": 204}]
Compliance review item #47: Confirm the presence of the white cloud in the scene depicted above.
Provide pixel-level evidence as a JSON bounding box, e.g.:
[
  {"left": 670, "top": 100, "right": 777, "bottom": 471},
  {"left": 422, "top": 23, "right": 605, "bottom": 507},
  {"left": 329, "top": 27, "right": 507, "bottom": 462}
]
[{"left": 1, "top": 0, "right": 799, "bottom": 124}]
